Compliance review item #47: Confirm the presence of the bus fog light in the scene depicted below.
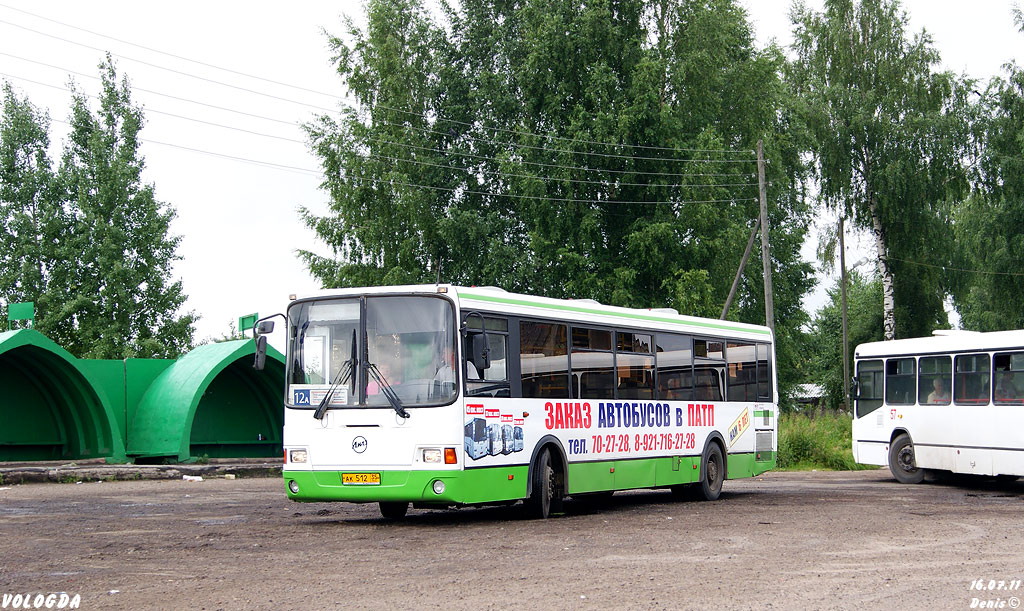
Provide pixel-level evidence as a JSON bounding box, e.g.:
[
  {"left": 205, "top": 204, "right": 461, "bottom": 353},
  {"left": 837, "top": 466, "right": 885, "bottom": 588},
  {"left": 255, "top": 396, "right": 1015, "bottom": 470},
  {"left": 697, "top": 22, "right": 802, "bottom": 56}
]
[
  {"left": 422, "top": 448, "right": 442, "bottom": 463},
  {"left": 289, "top": 449, "right": 308, "bottom": 463},
  {"left": 432, "top": 480, "right": 446, "bottom": 495},
  {"left": 288, "top": 480, "right": 299, "bottom": 494}
]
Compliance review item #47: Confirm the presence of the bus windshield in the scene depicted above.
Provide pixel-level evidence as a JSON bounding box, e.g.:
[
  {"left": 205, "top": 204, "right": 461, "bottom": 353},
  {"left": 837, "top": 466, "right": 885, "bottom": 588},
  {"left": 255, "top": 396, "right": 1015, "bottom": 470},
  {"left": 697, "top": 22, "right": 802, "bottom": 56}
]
[{"left": 286, "top": 295, "right": 456, "bottom": 409}]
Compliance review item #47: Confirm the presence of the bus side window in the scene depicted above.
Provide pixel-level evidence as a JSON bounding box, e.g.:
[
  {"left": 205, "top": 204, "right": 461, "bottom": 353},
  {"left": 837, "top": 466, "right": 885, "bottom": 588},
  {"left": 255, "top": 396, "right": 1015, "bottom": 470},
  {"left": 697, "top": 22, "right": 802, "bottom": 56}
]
[
  {"left": 954, "top": 353, "right": 990, "bottom": 405},
  {"left": 572, "top": 327, "right": 614, "bottom": 399},
  {"left": 655, "top": 333, "right": 693, "bottom": 401},
  {"left": 520, "top": 321, "right": 570, "bottom": 399},
  {"left": 616, "top": 331, "right": 654, "bottom": 399},
  {"left": 918, "top": 355, "right": 951, "bottom": 405},
  {"left": 994, "top": 352, "right": 1024, "bottom": 404},
  {"left": 727, "top": 341, "right": 756, "bottom": 402},
  {"left": 885, "top": 358, "right": 915, "bottom": 405},
  {"left": 465, "top": 316, "right": 510, "bottom": 398},
  {"left": 856, "top": 359, "right": 883, "bottom": 417}
]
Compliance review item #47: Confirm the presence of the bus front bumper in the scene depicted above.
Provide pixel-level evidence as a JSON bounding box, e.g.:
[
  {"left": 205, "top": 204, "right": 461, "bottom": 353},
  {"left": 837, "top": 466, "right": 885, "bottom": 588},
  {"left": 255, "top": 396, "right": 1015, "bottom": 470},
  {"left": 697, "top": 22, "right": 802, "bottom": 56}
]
[{"left": 283, "top": 467, "right": 529, "bottom": 504}]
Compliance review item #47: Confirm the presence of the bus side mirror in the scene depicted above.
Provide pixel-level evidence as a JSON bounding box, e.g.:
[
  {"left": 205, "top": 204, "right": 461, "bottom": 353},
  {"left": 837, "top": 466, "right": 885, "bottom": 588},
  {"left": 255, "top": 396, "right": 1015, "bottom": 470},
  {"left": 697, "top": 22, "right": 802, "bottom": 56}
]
[
  {"left": 254, "top": 335, "right": 268, "bottom": 371},
  {"left": 256, "top": 320, "right": 275, "bottom": 335},
  {"left": 468, "top": 332, "right": 490, "bottom": 372},
  {"left": 850, "top": 378, "right": 860, "bottom": 400}
]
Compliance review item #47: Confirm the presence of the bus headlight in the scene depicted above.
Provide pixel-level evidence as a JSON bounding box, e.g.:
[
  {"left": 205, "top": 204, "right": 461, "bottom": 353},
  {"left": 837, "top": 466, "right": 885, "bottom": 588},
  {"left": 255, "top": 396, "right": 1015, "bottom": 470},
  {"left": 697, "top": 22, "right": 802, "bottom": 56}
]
[
  {"left": 289, "top": 449, "right": 308, "bottom": 464},
  {"left": 422, "top": 448, "right": 442, "bottom": 463},
  {"left": 432, "top": 480, "right": 446, "bottom": 495},
  {"left": 288, "top": 480, "right": 299, "bottom": 494}
]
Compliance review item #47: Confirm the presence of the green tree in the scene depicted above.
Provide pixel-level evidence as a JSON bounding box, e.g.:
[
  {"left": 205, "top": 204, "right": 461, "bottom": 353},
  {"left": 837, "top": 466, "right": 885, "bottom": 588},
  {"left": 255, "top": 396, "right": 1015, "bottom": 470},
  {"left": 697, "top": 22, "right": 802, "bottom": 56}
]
[
  {"left": 789, "top": 0, "right": 972, "bottom": 340},
  {"left": 0, "top": 82, "right": 64, "bottom": 328},
  {"left": 305, "top": 0, "right": 814, "bottom": 406},
  {"left": 806, "top": 272, "right": 884, "bottom": 410},
  {"left": 53, "top": 57, "right": 194, "bottom": 358},
  {"left": 951, "top": 10, "right": 1024, "bottom": 331}
]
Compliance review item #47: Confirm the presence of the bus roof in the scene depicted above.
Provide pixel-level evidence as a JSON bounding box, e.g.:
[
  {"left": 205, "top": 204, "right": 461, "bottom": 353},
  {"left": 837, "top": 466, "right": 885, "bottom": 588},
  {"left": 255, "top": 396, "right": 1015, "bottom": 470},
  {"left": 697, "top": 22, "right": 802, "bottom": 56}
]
[
  {"left": 855, "top": 330, "right": 1024, "bottom": 359},
  {"left": 291, "top": 284, "right": 773, "bottom": 340}
]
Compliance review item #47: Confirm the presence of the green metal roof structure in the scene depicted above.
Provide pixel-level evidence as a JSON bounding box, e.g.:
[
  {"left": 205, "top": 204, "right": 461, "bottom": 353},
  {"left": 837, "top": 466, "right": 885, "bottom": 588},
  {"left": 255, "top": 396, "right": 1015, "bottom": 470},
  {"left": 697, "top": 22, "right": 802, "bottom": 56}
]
[
  {"left": 0, "top": 329, "right": 126, "bottom": 462},
  {"left": 127, "top": 339, "right": 285, "bottom": 462}
]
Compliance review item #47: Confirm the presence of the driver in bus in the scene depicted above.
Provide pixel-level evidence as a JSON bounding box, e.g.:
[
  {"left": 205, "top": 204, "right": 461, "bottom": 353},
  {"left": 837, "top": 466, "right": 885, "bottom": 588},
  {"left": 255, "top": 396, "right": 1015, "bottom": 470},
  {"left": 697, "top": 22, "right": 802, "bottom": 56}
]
[
  {"left": 433, "top": 344, "right": 456, "bottom": 393},
  {"left": 926, "top": 377, "right": 950, "bottom": 404}
]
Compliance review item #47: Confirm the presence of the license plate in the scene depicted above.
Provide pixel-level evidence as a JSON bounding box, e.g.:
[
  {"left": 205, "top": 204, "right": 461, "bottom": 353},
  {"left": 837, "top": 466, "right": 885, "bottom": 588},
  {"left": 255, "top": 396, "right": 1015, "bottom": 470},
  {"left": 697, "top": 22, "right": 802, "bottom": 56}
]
[{"left": 342, "top": 473, "right": 380, "bottom": 485}]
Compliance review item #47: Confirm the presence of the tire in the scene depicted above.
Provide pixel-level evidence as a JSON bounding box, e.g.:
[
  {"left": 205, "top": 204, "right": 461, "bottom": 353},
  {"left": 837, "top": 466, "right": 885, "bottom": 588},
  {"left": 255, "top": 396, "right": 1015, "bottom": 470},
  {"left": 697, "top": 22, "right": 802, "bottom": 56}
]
[
  {"left": 526, "top": 448, "right": 563, "bottom": 519},
  {"left": 379, "top": 501, "right": 408, "bottom": 519},
  {"left": 697, "top": 442, "right": 725, "bottom": 501},
  {"left": 888, "top": 434, "right": 924, "bottom": 484}
]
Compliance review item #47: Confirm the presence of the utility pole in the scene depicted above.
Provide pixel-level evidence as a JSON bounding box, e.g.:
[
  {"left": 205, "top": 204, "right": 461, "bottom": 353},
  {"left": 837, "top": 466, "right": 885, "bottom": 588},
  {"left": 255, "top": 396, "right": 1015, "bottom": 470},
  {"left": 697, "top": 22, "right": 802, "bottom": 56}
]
[
  {"left": 840, "top": 215, "right": 850, "bottom": 412},
  {"left": 757, "top": 140, "right": 774, "bottom": 332},
  {"left": 720, "top": 219, "right": 760, "bottom": 320}
]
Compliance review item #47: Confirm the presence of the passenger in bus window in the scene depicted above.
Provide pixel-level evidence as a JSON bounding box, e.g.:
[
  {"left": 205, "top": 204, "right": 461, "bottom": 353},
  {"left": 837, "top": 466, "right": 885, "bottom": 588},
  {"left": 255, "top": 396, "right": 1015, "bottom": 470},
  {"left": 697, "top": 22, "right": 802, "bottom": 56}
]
[
  {"left": 927, "top": 378, "right": 950, "bottom": 404},
  {"left": 996, "top": 370, "right": 1018, "bottom": 401}
]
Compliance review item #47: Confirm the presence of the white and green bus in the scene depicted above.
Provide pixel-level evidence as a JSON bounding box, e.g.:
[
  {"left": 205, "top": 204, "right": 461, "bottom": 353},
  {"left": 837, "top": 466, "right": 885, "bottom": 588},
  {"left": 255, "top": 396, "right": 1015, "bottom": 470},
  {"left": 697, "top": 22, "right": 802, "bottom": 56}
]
[
  {"left": 269, "top": 285, "right": 777, "bottom": 518},
  {"left": 853, "top": 331, "right": 1024, "bottom": 483}
]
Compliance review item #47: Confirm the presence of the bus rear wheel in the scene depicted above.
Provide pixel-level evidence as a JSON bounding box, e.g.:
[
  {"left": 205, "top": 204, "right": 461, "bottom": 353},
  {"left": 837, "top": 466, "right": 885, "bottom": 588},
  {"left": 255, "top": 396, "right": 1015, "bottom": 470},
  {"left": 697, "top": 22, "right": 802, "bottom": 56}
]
[
  {"left": 379, "top": 501, "right": 408, "bottom": 519},
  {"left": 888, "top": 434, "right": 924, "bottom": 484},
  {"left": 526, "top": 448, "right": 564, "bottom": 519},
  {"left": 697, "top": 442, "right": 725, "bottom": 501}
]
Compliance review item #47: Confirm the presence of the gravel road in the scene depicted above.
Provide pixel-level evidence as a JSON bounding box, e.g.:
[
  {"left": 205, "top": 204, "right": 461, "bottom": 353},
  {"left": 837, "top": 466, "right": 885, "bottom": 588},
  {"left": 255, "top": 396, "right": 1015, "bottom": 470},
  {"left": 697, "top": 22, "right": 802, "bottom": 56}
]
[{"left": 1, "top": 469, "right": 1021, "bottom": 610}]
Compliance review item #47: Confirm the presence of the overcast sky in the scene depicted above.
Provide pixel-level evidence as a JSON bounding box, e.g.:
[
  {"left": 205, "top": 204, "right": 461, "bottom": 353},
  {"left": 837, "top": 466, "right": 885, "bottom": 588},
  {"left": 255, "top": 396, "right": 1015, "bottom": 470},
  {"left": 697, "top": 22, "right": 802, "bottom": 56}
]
[{"left": 1, "top": 1, "right": 1020, "bottom": 350}]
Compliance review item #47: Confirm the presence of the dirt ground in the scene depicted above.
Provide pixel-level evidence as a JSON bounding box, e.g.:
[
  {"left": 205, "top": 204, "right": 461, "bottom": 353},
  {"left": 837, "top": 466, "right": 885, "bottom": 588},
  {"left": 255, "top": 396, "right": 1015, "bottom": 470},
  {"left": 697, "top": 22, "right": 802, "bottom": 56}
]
[{"left": 1, "top": 469, "right": 1022, "bottom": 610}]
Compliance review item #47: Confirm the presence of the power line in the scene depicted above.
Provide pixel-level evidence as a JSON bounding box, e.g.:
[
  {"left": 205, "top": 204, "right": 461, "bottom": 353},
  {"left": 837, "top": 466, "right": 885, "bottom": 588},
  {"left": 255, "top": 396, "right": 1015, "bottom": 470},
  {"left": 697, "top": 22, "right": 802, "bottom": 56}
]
[
  {"left": 43, "top": 115, "right": 322, "bottom": 176},
  {"left": 4, "top": 70, "right": 757, "bottom": 194},
  {"left": 347, "top": 175, "right": 757, "bottom": 206},
  {"left": 336, "top": 114, "right": 754, "bottom": 164},
  {"left": 0, "top": 18, "right": 342, "bottom": 113},
  {"left": 0, "top": 51, "right": 300, "bottom": 126},
  {"left": 368, "top": 138, "right": 756, "bottom": 178},
  {"left": 0, "top": 72, "right": 307, "bottom": 144},
  {"left": 3, "top": 70, "right": 755, "bottom": 188},
  {"left": 0, "top": 11, "right": 756, "bottom": 157},
  {"left": 144, "top": 139, "right": 321, "bottom": 175},
  {"left": 365, "top": 152, "right": 758, "bottom": 189},
  {"left": 4, "top": 48, "right": 754, "bottom": 170},
  {"left": 0, "top": 1, "right": 341, "bottom": 100},
  {"left": 887, "top": 256, "right": 1024, "bottom": 278}
]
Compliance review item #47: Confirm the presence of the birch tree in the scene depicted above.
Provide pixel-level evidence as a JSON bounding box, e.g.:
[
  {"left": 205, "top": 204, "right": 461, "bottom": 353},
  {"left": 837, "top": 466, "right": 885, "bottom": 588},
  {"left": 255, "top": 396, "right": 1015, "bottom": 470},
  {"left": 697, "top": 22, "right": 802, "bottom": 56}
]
[{"left": 789, "top": 0, "right": 971, "bottom": 339}]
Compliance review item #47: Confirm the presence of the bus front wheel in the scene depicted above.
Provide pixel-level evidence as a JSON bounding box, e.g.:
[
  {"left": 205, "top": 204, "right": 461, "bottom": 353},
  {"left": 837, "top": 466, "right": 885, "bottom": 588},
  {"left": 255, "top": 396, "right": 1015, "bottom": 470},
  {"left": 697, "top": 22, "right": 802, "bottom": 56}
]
[
  {"left": 526, "top": 448, "right": 564, "bottom": 519},
  {"left": 379, "top": 501, "right": 408, "bottom": 519},
  {"left": 888, "top": 434, "right": 924, "bottom": 484}
]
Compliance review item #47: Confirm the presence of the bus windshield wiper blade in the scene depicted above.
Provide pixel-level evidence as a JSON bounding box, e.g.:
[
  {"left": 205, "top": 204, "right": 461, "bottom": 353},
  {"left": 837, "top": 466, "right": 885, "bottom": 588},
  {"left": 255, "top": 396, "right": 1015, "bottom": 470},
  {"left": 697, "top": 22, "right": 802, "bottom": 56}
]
[
  {"left": 313, "top": 360, "right": 351, "bottom": 420},
  {"left": 367, "top": 363, "right": 410, "bottom": 419},
  {"left": 313, "top": 329, "right": 358, "bottom": 420}
]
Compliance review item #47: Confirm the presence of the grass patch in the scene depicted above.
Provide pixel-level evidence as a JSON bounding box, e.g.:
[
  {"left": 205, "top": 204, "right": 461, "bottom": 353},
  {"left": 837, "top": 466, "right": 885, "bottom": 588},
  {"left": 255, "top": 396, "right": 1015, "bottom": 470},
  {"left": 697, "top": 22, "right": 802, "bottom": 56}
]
[{"left": 778, "top": 411, "right": 876, "bottom": 471}]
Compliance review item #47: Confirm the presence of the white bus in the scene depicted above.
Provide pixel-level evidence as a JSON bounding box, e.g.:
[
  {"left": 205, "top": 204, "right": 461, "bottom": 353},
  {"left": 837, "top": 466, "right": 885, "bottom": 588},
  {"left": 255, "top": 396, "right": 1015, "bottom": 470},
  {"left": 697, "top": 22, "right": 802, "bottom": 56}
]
[
  {"left": 852, "top": 331, "right": 1024, "bottom": 483},
  {"left": 271, "top": 285, "right": 778, "bottom": 518}
]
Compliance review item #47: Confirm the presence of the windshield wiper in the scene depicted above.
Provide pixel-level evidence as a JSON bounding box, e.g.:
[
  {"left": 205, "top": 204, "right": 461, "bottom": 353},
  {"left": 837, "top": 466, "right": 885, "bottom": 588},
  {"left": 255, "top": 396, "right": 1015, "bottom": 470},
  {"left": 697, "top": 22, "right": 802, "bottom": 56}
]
[
  {"left": 313, "top": 329, "right": 357, "bottom": 420},
  {"left": 366, "top": 362, "right": 410, "bottom": 419}
]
